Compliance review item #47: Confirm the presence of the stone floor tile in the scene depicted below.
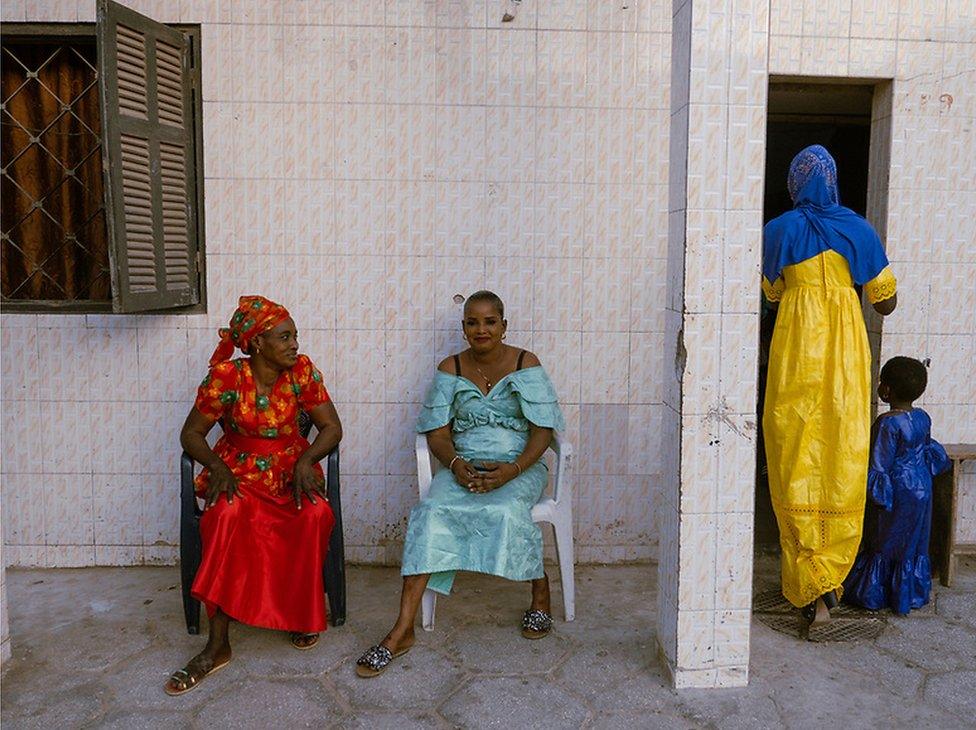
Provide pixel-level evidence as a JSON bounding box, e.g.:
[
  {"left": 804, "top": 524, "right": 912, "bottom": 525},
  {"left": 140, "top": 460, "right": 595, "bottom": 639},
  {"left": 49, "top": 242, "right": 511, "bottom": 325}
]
[
  {"left": 551, "top": 627, "right": 657, "bottom": 703},
  {"left": 876, "top": 616, "right": 976, "bottom": 673},
  {"left": 105, "top": 643, "right": 252, "bottom": 712},
  {"left": 191, "top": 677, "right": 342, "bottom": 727},
  {"left": 229, "top": 623, "right": 364, "bottom": 676},
  {"left": 440, "top": 622, "right": 574, "bottom": 675},
  {"left": 922, "top": 671, "right": 976, "bottom": 718},
  {"left": 87, "top": 710, "right": 189, "bottom": 730},
  {"left": 332, "top": 644, "right": 467, "bottom": 710},
  {"left": 935, "top": 592, "right": 976, "bottom": 629},
  {"left": 440, "top": 676, "right": 590, "bottom": 729},
  {"left": 335, "top": 710, "right": 445, "bottom": 729},
  {"left": 1, "top": 679, "right": 109, "bottom": 729}
]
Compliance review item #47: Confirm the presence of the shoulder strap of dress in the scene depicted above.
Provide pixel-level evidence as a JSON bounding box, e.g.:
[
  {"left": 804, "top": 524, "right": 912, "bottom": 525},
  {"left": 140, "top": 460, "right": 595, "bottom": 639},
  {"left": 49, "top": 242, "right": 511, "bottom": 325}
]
[
  {"left": 516, "top": 349, "right": 526, "bottom": 370},
  {"left": 453, "top": 354, "right": 462, "bottom": 376}
]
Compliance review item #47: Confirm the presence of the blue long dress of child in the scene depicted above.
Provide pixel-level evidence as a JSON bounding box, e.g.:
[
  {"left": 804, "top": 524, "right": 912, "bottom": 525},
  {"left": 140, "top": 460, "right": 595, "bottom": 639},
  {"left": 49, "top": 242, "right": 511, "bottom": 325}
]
[{"left": 844, "top": 409, "right": 950, "bottom": 614}]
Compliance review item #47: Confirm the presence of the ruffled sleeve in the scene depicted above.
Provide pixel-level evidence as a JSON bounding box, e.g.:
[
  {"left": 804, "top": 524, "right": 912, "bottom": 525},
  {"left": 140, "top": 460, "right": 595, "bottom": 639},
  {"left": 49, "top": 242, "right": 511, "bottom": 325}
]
[
  {"left": 926, "top": 438, "right": 951, "bottom": 477},
  {"left": 416, "top": 371, "right": 458, "bottom": 433},
  {"left": 508, "top": 367, "right": 565, "bottom": 431},
  {"left": 761, "top": 275, "right": 785, "bottom": 303},
  {"left": 292, "top": 354, "right": 331, "bottom": 410},
  {"left": 867, "top": 416, "right": 899, "bottom": 510},
  {"left": 193, "top": 360, "right": 240, "bottom": 421},
  {"left": 864, "top": 266, "right": 897, "bottom": 304}
]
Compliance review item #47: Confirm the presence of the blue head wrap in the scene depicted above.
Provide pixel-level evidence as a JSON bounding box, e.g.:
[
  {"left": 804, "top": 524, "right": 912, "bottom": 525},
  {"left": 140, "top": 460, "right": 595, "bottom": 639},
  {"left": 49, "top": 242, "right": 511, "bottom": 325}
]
[{"left": 762, "top": 145, "right": 888, "bottom": 286}]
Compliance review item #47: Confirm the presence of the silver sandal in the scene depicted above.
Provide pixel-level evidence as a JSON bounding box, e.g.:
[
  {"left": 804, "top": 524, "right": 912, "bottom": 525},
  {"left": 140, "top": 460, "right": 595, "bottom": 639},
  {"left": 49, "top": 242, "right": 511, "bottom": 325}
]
[
  {"left": 521, "top": 609, "right": 553, "bottom": 639},
  {"left": 355, "top": 644, "right": 411, "bottom": 678}
]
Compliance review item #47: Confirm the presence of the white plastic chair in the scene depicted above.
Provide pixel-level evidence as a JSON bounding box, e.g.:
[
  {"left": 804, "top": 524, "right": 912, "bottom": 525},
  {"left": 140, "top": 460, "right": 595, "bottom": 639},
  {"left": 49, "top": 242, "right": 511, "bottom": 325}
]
[{"left": 415, "top": 433, "right": 575, "bottom": 630}]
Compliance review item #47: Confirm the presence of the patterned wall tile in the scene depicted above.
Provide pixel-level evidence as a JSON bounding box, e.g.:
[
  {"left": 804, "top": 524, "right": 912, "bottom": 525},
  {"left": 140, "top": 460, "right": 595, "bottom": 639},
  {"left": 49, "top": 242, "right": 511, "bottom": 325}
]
[
  {"left": 536, "top": 31, "right": 587, "bottom": 107},
  {"left": 282, "top": 103, "right": 335, "bottom": 181},
  {"left": 486, "top": 182, "right": 536, "bottom": 257},
  {"left": 486, "top": 107, "right": 537, "bottom": 184},
  {"left": 93, "top": 476, "right": 142, "bottom": 547},
  {"left": 535, "top": 108, "right": 586, "bottom": 184},
  {"left": 533, "top": 183, "right": 585, "bottom": 258},
  {"left": 581, "top": 332, "right": 631, "bottom": 404},
  {"left": 335, "top": 106, "right": 386, "bottom": 181},
  {"left": 435, "top": 28, "right": 487, "bottom": 105},
  {"left": 334, "top": 26, "right": 387, "bottom": 104},
  {"left": 486, "top": 28, "right": 537, "bottom": 106},
  {"left": 533, "top": 257, "right": 584, "bottom": 332},
  {"left": 435, "top": 182, "right": 489, "bottom": 257},
  {"left": 386, "top": 106, "right": 437, "bottom": 184}
]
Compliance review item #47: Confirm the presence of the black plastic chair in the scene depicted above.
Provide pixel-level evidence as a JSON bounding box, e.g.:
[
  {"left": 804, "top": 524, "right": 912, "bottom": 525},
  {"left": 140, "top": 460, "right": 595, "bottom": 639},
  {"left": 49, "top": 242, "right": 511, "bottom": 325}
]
[{"left": 179, "top": 412, "right": 346, "bottom": 633}]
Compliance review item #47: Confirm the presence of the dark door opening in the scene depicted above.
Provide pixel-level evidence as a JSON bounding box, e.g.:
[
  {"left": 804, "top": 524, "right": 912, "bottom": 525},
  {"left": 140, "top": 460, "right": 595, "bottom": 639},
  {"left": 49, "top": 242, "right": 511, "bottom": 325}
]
[{"left": 755, "top": 81, "right": 875, "bottom": 549}]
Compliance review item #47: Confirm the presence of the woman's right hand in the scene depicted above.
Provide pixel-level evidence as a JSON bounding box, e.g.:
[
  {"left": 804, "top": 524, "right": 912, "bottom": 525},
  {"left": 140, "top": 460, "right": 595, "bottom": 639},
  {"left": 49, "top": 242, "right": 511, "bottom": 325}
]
[
  {"left": 205, "top": 461, "right": 241, "bottom": 508},
  {"left": 451, "top": 459, "right": 481, "bottom": 490}
]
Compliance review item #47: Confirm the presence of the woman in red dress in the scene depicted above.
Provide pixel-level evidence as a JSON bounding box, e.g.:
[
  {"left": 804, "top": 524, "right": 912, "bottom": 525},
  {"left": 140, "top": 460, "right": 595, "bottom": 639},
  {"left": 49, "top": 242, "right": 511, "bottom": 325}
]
[{"left": 165, "top": 295, "right": 342, "bottom": 696}]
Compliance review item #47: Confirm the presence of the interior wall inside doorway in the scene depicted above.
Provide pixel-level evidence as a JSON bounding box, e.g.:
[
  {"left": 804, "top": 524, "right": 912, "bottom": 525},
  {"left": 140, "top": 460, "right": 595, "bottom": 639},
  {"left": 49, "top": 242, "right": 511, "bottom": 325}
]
[{"left": 755, "top": 81, "right": 876, "bottom": 548}]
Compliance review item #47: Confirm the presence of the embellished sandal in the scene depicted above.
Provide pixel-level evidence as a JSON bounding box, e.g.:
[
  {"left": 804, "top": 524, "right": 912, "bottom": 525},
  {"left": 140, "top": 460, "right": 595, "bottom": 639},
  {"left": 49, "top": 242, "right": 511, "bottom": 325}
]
[
  {"left": 521, "top": 609, "right": 553, "bottom": 640},
  {"left": 355, "top": 643, "right": 412, "bottom": 678},
  {"left": 290, "top": 632, "right": 320, "bottom": 650},
  {"left": 163, "top": 656, "right": 231, "bottom": 696}
]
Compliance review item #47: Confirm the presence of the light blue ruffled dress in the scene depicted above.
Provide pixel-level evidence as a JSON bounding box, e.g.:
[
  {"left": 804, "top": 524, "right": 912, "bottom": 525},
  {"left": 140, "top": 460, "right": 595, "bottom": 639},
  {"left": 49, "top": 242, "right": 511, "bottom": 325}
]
[{"left": 402, "top": 366, "right": 565, "bottom": 595}]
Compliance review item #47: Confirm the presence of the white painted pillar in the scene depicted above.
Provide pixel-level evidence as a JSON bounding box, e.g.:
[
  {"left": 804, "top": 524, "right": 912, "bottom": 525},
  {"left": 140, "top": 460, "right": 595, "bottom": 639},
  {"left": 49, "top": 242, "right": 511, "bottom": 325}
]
[{"left": 657, "top": 0, "right": 769, "bottom": 688}]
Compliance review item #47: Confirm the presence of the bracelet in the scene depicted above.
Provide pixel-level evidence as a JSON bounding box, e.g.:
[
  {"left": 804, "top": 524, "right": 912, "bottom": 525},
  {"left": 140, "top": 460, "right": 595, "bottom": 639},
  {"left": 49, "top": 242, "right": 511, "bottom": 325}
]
[
  {"left": 513, "top": 462, "right": 522, "bottom": 476},
  {"left": 449, "top": 456, "right": 460, "bottom": 471}
]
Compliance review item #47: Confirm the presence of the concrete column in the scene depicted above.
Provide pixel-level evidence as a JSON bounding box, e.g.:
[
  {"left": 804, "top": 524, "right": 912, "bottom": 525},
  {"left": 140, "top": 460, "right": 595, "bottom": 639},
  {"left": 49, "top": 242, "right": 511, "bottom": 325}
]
[{"left": 657, "top": 0, "right": 769, "bottom": 688}]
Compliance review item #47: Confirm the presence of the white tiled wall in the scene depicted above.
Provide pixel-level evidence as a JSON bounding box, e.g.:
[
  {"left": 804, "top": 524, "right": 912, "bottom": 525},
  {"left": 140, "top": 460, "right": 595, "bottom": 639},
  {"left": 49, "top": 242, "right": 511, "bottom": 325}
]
[{"left": 0, "top": 0, "right": 672, "bottom": 568}]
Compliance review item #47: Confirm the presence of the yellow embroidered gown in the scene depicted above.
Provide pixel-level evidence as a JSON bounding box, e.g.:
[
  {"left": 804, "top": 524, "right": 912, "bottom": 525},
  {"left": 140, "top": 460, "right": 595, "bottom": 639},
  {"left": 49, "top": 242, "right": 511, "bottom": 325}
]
[{"left": 762, "top": 250, "right": 896, "bottom": 608}]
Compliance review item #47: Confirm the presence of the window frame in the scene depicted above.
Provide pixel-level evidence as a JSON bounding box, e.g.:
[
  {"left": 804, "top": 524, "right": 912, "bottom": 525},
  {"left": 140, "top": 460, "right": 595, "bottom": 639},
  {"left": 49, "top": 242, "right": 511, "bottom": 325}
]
[{"left": 0, "top": 21, "right": 207, "bottom": 314}]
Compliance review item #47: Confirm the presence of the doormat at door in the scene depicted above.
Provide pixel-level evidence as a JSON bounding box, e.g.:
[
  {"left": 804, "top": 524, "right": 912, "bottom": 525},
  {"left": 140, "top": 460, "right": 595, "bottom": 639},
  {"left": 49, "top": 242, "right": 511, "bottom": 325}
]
[{"left": 752, "top": 589, "right": 887, "bottom": 642}]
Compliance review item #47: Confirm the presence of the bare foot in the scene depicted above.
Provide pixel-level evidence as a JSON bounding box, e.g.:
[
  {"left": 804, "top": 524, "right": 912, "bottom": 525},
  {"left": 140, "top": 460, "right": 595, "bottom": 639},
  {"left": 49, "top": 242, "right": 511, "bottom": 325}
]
[{"left": 380, "top": 627, "right": 416, "bottom": 654}]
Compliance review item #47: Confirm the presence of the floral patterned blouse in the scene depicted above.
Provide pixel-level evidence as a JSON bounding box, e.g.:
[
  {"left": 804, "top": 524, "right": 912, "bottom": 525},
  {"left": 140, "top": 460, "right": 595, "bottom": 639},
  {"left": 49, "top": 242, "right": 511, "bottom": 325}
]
[{"left": 193, "top": 355, "right": 331, "bottom": 498}]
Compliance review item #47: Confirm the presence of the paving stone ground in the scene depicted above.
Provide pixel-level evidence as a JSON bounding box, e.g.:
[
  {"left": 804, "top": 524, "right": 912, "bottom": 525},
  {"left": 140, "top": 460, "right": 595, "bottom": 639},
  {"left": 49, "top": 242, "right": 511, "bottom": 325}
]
[{"left": 1, "top": 556, "right": 974, "bottom": 729}]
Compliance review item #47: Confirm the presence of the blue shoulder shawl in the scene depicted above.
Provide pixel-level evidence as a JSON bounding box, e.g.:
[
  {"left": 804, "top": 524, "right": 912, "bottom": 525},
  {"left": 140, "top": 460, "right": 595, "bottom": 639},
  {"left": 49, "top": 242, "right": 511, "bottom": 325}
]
[{"left": 762, "top": 145, "right": 888, "bottom": 286}]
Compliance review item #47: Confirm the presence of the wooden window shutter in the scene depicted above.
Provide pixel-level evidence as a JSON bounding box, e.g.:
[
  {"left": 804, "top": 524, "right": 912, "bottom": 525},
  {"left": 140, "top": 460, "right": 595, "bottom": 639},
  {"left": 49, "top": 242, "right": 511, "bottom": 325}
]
[{"left": 97, "top": 0, "right": 200, "bottom": 312}]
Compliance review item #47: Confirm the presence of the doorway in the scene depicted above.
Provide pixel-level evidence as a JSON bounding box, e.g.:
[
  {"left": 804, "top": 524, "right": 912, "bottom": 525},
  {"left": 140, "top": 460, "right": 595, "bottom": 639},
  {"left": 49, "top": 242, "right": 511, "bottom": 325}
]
[{"left": 755, "top": 81, "right": 877, "bottom": 548}]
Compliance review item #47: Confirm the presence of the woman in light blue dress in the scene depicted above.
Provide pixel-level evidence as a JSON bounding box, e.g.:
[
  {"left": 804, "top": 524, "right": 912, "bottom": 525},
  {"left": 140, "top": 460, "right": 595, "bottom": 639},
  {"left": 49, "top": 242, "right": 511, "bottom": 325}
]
[{"left": 357, "top": 291, "right": 565, "bottom": 677}]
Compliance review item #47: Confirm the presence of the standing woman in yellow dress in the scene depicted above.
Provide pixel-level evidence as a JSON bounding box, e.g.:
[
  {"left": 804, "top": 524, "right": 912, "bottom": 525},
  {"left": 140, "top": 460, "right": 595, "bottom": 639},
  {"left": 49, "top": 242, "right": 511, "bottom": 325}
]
[{"left": 762, "top": 145, "right": 898, "bottom": 629}]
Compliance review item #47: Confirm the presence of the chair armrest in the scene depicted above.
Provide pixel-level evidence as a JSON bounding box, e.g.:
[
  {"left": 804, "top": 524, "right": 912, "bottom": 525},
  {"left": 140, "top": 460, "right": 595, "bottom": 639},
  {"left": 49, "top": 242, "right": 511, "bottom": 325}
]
[
  {"left": 324, "top": 445, "right": 340, "bottom": 504},
  {"left": 180, "top": 451, "right": 201, "bottom": 519},
  {"left": 547, "top": 432, "right": 574, "bottom": 505},
  {"left": 416, "top": 433, "right": 435, "bottom": 499}
]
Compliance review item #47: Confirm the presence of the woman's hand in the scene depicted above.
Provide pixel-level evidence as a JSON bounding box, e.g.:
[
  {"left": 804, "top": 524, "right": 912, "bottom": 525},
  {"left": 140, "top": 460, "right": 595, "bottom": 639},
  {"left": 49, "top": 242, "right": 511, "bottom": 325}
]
[
  {"left": 451, "top": 458, "right": 482, "bottom": 490},
  {"left": 467, "top": 462, "right": 520, "bottom": 494},
  {"left": 205, "top": 461, "right": 241, "bottom": 508},
  {"left": 292, "top": 457, "right": 327, "bottom": 510}
]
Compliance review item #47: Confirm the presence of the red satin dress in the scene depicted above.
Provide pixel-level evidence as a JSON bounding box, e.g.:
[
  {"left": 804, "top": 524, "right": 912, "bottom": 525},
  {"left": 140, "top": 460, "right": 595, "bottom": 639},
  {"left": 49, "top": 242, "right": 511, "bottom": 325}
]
[{"left": 190, "top": 354, "right": 335, "bottom": 633}]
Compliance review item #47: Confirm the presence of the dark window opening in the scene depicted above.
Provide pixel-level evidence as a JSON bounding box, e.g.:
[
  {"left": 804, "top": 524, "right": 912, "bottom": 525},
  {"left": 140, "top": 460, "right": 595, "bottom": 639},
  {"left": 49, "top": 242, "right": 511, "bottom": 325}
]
[
  {"left": 1, "top": 38, "right": 111, "bottom": 304},
  {"left": 1, "top": 0, "right": 206, "bottom": 314}
]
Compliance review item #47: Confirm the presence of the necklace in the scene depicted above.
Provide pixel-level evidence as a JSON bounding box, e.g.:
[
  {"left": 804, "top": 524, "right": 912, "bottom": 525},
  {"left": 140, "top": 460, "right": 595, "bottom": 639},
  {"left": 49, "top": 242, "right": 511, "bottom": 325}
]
[{"left": 473, "top": 363, "right": 493, "bottom": 391}]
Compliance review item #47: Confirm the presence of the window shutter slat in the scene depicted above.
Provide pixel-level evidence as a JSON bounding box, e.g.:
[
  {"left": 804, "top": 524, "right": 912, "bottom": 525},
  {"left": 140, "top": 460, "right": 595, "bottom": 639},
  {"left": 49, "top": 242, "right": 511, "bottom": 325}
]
[{"left": 97, "top": 0, "right": 201, "bottom": 312}]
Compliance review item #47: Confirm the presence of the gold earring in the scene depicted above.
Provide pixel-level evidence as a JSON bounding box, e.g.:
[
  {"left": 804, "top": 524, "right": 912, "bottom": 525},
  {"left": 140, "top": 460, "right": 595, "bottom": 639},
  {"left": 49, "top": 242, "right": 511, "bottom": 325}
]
[{"left": 502, "top": 333, "right": 507, "bottom": 340}]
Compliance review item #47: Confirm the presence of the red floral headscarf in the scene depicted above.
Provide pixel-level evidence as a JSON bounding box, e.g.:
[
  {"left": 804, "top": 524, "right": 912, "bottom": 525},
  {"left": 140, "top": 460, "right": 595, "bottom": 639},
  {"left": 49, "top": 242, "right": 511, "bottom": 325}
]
[{"left": 209, "top": 295, "right": 291, "bottom": 366}]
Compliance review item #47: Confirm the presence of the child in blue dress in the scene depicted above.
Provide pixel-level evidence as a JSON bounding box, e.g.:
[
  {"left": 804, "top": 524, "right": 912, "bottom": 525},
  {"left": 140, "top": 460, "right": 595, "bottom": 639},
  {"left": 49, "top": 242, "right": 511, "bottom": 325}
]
[{"left": 844, "top": 356, "right": 950, "bottom": 614}]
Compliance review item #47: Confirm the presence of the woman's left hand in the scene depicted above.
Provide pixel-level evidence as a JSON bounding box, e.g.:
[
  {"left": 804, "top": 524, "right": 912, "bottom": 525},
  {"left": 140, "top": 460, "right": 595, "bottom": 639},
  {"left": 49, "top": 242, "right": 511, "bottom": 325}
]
[
  {"left": 292, "top": 457, "right": 327, "bottom": 509},
  {"left": 468, "top": 462, "right": 520, "bottom": 494}
]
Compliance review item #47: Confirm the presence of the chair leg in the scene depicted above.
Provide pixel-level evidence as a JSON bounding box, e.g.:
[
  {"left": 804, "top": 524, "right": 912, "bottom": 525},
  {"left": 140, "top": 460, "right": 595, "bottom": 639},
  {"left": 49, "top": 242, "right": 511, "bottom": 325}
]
[
  {"left": 183, "top": 591, "right": 201, "bottom": 635},
  {"left": 553, "top": 517, "right": 576, "bottom": 622},
  {"left": 421, "top": 589, "right": 437, "bottom": 631}
]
